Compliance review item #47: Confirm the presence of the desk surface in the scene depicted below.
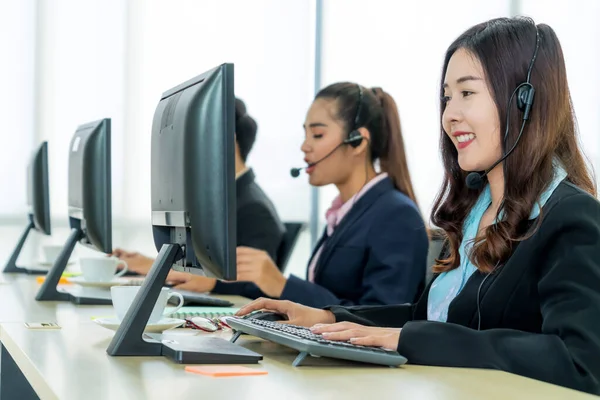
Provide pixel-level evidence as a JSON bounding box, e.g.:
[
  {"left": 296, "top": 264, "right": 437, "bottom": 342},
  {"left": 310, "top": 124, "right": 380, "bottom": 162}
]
[
  {"left": 1, "top": 319, "right": 595, "bottom": 400},
  {"left": 0, "top": 273, "right": 595, "bottom": 400},
  {"left": 0, "top": 274, "right": 114, "bottom": 323},
  {"left": 0, "top": 273, "right": 246, "bottom": 327}
]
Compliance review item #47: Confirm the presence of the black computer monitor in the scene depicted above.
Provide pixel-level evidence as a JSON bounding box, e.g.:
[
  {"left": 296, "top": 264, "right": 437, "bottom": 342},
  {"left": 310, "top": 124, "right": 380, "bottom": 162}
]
[
  {"left": 67, "top": 119, "right": 112, "bottom": 253},
  {"left": 4, "top": 142, "right": 52, "bottom": 274},
  {"left": 107, "top": 63, "right": 260, "bottom": 364},
  {"left": 36, "top": 118, "right": 113, "bottom": 302},
  {"left": 150, "top": 67, "right": 236, "bottom": 280}
]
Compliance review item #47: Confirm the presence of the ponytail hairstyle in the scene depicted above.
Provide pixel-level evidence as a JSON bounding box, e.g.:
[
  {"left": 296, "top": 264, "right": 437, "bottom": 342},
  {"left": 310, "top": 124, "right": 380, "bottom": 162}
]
[{"left": 315, "top": 82, "right": 419, "bottom": 206}]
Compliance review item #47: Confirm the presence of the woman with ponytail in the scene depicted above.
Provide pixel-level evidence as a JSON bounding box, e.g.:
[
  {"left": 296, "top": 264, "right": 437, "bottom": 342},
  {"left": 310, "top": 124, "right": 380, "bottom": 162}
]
[{"left": 222, "top": 82, "right": 428, "bottom": 308}]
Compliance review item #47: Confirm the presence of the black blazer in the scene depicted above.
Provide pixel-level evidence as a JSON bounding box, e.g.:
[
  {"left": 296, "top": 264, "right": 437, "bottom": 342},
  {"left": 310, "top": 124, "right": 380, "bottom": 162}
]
[
  {"left": 233, "top": 169, "right": 285, "bottom": 258},
  {"left": 212, "top": 169, "right": 285, "bottom": 295},
  {"left": 280, "top": 177, "right": 429, "bottom": 308},
  {"left": 329, "top": 182, "right": 600, "bottom": 395}
]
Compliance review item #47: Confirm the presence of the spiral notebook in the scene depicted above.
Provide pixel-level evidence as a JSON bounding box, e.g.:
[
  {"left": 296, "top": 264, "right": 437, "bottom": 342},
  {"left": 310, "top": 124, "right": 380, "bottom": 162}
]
[{"left": 171, "top": 306, "right": 240, "bottom": 320}]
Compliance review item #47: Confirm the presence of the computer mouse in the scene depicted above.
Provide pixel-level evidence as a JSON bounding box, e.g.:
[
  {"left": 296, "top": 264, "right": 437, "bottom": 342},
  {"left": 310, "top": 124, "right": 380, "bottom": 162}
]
[{"left": 245, "top": 311, "right": 289, "bottom": 322}]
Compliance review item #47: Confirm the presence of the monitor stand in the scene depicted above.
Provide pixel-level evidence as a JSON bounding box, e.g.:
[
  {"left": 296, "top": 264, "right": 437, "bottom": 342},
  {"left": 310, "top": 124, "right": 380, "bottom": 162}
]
[
  {"left": 106, "top": 244, "right": 262, "bottom": 364},
  {"left": 34, "top": 228, "right": 112, "bottom": 305},
  {"left": 3, "top": 220, "right": 47, "bottom": 275}
]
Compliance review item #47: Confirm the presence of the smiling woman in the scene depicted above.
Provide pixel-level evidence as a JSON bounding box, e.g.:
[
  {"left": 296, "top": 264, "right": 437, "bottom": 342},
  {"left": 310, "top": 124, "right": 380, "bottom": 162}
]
[
  {"left": 236, "top": 17, "right": 600, "bottom": 395},
  {"left": 433, "top": 18, "right": 595, "bottom": 274}
]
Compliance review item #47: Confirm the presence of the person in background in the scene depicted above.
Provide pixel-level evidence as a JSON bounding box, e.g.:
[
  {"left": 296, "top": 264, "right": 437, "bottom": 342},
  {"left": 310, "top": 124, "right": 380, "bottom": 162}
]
[
  {"left": 201, "top": 82, "right": 428, "bottom": 308},
  {"left": 113, "top": 98, "right": 285, "bottom": 283}
]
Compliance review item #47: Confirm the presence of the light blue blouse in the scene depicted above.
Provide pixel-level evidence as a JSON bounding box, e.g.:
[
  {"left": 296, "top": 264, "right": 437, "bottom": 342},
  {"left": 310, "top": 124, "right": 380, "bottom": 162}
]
[{"left": 427, "top": 165, "right": 567, "bottom": 322}]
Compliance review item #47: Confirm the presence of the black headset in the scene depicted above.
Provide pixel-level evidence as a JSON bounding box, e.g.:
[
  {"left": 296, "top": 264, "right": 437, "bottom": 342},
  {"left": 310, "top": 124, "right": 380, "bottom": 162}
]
[
  {"left": 290, "top": 84, "right": 367, "bottom": 178},
  {"left": 515, "top": 27, "right": 540, "bottom": 120},
  {"left": 474, "top": 25, "right": 541, "bottom": 329},
  {"left": 344, "top": 85, "right": 366, "bottom": 148},
  {"left": 465, "top": 25, "right": 541, "bottom": 190}
]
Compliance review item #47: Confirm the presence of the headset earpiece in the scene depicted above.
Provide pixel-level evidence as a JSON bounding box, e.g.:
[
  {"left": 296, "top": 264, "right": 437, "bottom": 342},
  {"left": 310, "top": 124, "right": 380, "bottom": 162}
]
[
  {"left": 345, "top": 85, "right": 365, "bottom": 148},
  {"left": 515, "top": 27, "right": 540, "bottom": 121},
  {"left": 516, "top": 84, "right": 536, "bottom": 121},
  {"left": 345, "top": 130, "right": 363, "bottom": 148}
]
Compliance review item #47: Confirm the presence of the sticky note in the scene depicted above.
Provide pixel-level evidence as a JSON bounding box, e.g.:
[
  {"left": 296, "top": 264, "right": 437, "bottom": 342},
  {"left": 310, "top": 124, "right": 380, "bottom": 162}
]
[
  {"left": 184, "top": 365, "right": 268, "bottom": 377},
  {"left": 36, "top": 276, "right": 71, "bottom": 285}
]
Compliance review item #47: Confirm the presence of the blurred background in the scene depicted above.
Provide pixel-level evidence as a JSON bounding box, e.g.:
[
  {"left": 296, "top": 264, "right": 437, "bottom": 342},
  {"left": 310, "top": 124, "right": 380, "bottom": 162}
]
[{"left": 1, "top": 0, "right": 599, "bottom": 277}]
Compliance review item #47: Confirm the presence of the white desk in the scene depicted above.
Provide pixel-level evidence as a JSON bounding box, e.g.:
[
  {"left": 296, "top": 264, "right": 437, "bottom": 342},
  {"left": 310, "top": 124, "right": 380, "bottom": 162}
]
[
  {"left": 0, "top": 274, "right": 114, "bottom": 322},
  {"left": 0, "top": 255, "right": 595, "bottom": 399},
  {"left": 0, "top": 273, "right": 112, "bottom": 399},
  {"left": 1, "top": 317, "right": 596, "bottom": 400}
]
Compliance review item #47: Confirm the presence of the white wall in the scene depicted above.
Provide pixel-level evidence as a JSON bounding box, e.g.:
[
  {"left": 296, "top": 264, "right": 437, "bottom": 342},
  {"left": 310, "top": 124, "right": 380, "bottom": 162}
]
[
  {"left": 20, "top": 0, "right": 314, "bottom": 228},
  {"left": 35, "top": 0, "right": 127, "bottom": 221},
  {"left": 122, "top": 0, "right": 315, "bottom": 224},
  {"left": 0, "top": 0, "right": 36, "bottom": 217}
]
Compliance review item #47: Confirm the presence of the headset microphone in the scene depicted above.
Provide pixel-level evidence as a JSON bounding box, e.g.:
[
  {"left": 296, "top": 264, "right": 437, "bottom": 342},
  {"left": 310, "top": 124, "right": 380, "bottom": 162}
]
[
  {"left": 465, "top": 172, "right": 484, "bottom": 190},
  {"left": 465, "top": 149, "right": 514, "bottom": 190},
  {"left": 289, "top": 134, "right": 363, "bottom": 178},
  {"left": 290, "top": 84, "right": 366, "bottom": 178},
  {"left": 290, "top": 167, "right": 302, "bottom": 178}
]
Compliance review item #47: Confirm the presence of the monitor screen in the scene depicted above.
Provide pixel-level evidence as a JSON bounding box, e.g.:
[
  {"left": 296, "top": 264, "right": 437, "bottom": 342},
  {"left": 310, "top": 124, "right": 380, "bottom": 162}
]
[
  {"left": 151, "top": 63, "right": 236, "bottom": 280},
  {"left": 26, "top": 141, "right": 51, "bottom": 235},
  {"left": 67, "top": 118, "right": 112, "bottom": 253}
]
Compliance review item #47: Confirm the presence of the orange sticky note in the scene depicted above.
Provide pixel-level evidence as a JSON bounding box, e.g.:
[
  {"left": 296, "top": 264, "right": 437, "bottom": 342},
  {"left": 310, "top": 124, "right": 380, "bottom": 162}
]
[
  {"left": 185, "top": 365, "right": 268, "bottom": 377},
  {"left": 36, "top": 276, "right": 71, "bottom": 285}
]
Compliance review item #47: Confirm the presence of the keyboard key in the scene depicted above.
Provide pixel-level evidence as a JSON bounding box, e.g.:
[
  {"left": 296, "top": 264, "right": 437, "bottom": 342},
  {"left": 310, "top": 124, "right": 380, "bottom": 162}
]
[{"left": 246, "top": 319, "right": 387, "bottom": 352}]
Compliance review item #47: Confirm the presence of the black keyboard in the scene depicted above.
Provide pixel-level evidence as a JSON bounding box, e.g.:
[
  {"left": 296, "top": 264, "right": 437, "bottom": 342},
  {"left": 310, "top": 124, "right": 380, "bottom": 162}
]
[{"left": 228, "top": 318, "right": 407, "bottom": 367}]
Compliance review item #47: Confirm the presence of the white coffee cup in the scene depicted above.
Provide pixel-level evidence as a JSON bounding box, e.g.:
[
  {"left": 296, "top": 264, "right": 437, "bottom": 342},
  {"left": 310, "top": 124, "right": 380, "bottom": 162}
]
[
  {"left": 42, "top": 245, "right": 66, "bottom": 264},
  {"left": 111, "top": 286, "right": 184, "bottom": 323},
  {"left": 79, "top": 257, "right": 129, "bottom": 282}
]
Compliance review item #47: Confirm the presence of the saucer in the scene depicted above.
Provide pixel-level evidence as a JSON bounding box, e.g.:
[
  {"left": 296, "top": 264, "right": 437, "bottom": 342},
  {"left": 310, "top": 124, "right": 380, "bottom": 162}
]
[
  {"left": 67, "top": 276, "right": 135, "bottom": 288},
  {"left": 93, "top": 317, "right": 185, "bottom": 333},
  {"left": 20, "top": 264, "right": 52, "bottom": 273},
  {"left": 38, "top": 260, "right": 75, "bottom": 267}
]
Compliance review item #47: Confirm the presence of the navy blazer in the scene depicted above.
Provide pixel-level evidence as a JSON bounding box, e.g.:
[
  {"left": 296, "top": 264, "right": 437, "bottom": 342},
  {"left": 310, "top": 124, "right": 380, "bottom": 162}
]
[{"left": 280, "top": 177, "right": 429, "bottom": 308}]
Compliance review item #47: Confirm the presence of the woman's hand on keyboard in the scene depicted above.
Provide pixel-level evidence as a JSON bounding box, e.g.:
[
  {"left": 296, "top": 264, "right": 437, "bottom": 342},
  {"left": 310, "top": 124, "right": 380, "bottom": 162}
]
[
  {"left": 236, "top": 298, "right": 335, "bottom": 327},
  {"left": 311, "top": 322, "right": 401, "bottom": 351}
]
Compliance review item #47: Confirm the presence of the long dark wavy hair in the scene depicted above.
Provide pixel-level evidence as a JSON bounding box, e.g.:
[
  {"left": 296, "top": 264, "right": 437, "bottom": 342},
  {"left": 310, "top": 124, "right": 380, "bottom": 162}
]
[{"left": 431, "top": 17, "right": 596, "bottom": 274}]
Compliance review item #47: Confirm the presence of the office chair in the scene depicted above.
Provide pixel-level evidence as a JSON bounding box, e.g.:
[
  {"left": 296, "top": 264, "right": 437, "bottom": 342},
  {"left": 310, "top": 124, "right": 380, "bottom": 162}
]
[
  {"left": 276, "top": 222, "right": 305, "bottom": 273},
  {"left": 425, "top": 228, "right": 446, "bottom": 287}
]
